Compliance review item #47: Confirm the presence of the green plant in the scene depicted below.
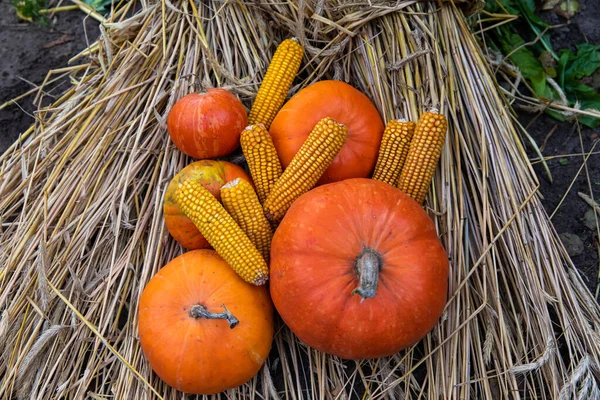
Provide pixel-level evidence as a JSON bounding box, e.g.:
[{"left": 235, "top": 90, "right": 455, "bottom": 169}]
[
  {"left": 480, "top": 0, "right": 600, "bottom": 127},
  {"left": 11, "top": 0, "right": 48, "bottom": 23}
]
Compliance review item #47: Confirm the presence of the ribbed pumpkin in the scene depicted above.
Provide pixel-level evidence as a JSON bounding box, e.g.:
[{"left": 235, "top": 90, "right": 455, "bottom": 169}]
[
  {"left": 163, "top": 160, "right": 252, "bottom": 249},
  {"left": 269, "top": 80, "right": 384, "bottom": 185},
  {"left": 138, "top": 249, "right": 274, "bottom": 394},
  {"left": 269, "top": 178, "right": 449, "bottom": 360},
  {"left": 167, "top": 89, "right": 247, "bottom": 159}
]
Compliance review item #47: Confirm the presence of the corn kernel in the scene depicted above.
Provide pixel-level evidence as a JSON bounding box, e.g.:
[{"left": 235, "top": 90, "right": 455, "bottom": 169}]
[
  {"left": 264, "top": 117, "right": 348, "bottom": 223},
  {"left": 176, "top": 180, "right": 269, "bottom": 285},
  {"left": 397, "top": 111, "right": 447, "bottom": 204},
  {"left": 248, "top": 38, "right": 304, "bottom": 128}
]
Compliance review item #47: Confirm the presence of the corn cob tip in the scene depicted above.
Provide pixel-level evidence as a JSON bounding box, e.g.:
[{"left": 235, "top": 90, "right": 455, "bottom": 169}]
[
  {"left": 222, "top": 177, "right": 242, "bottom": 190},
  {"left": 254, "top": 274, "right": 269, "bottom": 286},
  {"left": 243, "top": 124, "right": 266, "bottom": 132},
  {"left": 321, "top": 116, "right": 346, "bottom": 128}
]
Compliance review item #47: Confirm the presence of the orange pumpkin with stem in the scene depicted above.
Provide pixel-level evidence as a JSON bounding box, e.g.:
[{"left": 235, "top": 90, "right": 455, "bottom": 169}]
[
  {"left": 269, "top": 178, "right": 449, "bottom": 360},
  {"left": 138, "top": 249, "right": 274, "bottom": 394},
  {"left": 163, "top": 160, "right": 252, "bottom": 249},
  {"left": 269, "top": 80, "right": 384, "bottom": 185}
]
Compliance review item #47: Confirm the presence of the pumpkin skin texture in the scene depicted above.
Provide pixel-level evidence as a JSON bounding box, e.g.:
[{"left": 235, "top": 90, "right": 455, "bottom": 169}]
[
  {"left": 163, "top": 160, "right": 252, "bottom": 249},
  {"left": 138, "top": 249, "right": 274, "bottom": 394},
  {"left": 269, "top": 80, "right": 384, "bottom": 185},
  {"left": 269, "top": 178, "right": 449, "bottom": 360},
  {"left": 167, "top": 89, "right": 248, "bottom": 159}
]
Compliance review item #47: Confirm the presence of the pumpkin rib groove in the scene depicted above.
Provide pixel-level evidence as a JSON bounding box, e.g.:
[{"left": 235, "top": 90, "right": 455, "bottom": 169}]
[{"left": 174, "top": 321, "right": 194, "bottom": 390}]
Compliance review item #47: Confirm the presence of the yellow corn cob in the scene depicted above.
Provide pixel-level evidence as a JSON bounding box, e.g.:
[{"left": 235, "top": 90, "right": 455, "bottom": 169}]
[
  {"left": 240, "top": 124, "right": 283, "bottom": 204},
  {"left": 248, "top": 38, "right": 304, "bottom": 128},
  {"left": 371, "top": 119, "right": 416, "bottom": 186},
  {"left": 264, "top": 117, "right": 348, "bottom": 223},
  {"left": 176, "top": 179, "right": 269, "bottom": 285},
  {"left": 220, "top": 178, "right": 273, "bottom": 263},
  {"left": 397, "top": 110, "right": 448, "bottom": 205}
]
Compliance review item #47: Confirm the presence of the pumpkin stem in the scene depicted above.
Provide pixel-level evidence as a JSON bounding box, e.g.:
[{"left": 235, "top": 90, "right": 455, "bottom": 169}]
[
  {"left": 189, "top": 304, "right": 239, "bottom": 329},
  {"left": 352, "top": 248, "right": 382, "bottom": 301}
]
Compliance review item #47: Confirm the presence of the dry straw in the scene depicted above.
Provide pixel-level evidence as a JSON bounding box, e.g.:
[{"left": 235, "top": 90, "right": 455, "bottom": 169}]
[{"left": 1, "top": 0, "right": 599, "bottom": 399}]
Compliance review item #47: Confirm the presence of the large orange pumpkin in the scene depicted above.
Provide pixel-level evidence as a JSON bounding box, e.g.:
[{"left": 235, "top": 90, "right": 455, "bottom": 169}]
[
  {"left": 269, "top": 178, "right": 449, "bottom": 360},
  {"left": 163, "top": 160, "right": 252, "bottom": 249},
  {"left": 167, "top": 89, "right": 247, "bottom": 159},
  {"left": 138, "top": 249, "right": 274, "bottom": 394},
  {"left": 269, "top": 80, "right": 384, "bottom": 185}
]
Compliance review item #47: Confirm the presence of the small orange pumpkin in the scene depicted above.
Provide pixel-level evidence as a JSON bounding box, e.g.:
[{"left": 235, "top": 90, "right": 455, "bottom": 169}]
[
  {"left": 138, "top": 249, "right": 274, "bottom": 394},
  {"left": 167, "top": 89, "right": 247, "bottom": 159},
  {"left": 269, "top": 178, "right": 449, "bottom": 360},
  {"left": 269, "top": 80, "right": 384, "bottom": 185},
  {"left": 163, "top": 160, "right": 252, "bottom": 249}
]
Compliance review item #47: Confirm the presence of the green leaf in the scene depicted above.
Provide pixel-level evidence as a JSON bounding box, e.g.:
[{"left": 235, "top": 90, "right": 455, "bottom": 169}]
[
  {"left": 556, "top": 0, "right": 580, "bottom": 18},
  {"left": 499, "top": 0, "right": 520, "bottom": 15},
  {"left": 545, "top": 109, "right": 567, "bottom": 122},
  {"left": 559, "top": 158, "right": 569, "bottom": 166},
  {"left": 539, "top": 51, "right": 557, "bottom": 77},
  {"left": 557, "top": 50, "right": 571, "bottom": 87},
  {"left": 11, "top": 0, "right": 47, "bottom": 23},
  {"left": 564, "top": 81, "right": 600, "bottom": 102},
  {"left": 82, "top": 0, "right": 113, "bottom": 12},
  {"left": 564, "top": 44, "right": 600, "bottom": 81},
  {"left": 578, "top": 115, "right": 600, "bottom": 128},
  {"left": 497, "top": 27, "right": 552, "bottom": 98}
]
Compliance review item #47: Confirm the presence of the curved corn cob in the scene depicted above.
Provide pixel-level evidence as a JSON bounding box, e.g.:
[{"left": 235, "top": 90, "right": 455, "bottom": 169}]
[
  {"left": 176, "top": 179, "right": 269, "bottom": 285},
  {"left": 248, "top": 38, "right": 304, "bottom": 128},
  {"left": 397, "top": 110, "right": 448, "bottom": 204},
  {"left": 220, "top": 178, "right": 273, "bottom": 263},
  {"left": 264, "top": 117, "right": 348, "bottom": 223},
  {"left": 240, "top": 124, "right": 283, "bottom": 204},
  {"left": 372, "top": 119, "right": 416, "bottom": 186}
]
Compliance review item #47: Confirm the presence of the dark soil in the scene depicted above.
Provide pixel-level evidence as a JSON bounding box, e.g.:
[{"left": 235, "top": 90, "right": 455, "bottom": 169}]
[
  {"left": 518, "top": 0, "right": 600, "bottom": 297},
  {"left": 0, "top": 1, "right": 598, "bottom": 298},
  {"left": 0, "top": 0, "right": 99, "bottom": 151}
]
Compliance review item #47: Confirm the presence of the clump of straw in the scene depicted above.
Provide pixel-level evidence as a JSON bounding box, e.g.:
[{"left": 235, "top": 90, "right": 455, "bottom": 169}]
[{"left": 1, "top": 1, "right": 599, "bottom": 398}]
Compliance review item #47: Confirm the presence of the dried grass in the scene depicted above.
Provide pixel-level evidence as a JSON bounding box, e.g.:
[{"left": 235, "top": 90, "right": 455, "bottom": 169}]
[{"left": 1, "top": 0, "right": 599, "bottom": 399}]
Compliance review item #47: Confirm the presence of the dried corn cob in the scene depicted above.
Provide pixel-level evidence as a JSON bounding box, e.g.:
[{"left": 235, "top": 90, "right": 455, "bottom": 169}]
[
  {"left": 264, "top": 117, "right": 348, "bottom": 223},
  {"left": 176, "top": 179, "right": 269, "bottom": 285},
  {"left": 372, "top": 119, "right": 416, "bottom": 186},
  {"left": 397, "top": 110, "right": 448, "bottom": 204},
  {"left": 248, "top": 38, "right": 303, "bottom": 128},
  {"left": 240, "top": 124, "right": 283, "bottom": 204},
  {"left": 220, "top": 178, "right": 273, "bottom": 263}
]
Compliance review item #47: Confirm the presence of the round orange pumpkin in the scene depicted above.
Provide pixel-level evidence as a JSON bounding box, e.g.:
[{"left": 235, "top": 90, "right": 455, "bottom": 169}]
[
  {"left": 163, "top": 160, "right": 252, "bottom": 249},
  {"left": 138, "top": 249, "right": 274, "bottom": 394},
  {"left": 269, "top": 178, "right": 449, "bottom": 360},
  {"left": 269, "top": 80, "right": 384, "bottom": 185},
  {"left": 167, "top": 89, "right": 247, "bottom": 159}
]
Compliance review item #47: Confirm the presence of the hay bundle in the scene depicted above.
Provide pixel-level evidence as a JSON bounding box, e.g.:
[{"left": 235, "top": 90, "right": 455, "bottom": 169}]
[{"left": 1, "top": 1, "right": 599, "bottom": 398}]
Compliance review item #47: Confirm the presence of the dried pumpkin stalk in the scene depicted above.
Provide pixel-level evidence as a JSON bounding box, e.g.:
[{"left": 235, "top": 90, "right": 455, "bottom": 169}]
[
  {"left": 176, "top": 179, "right": 269, "bottom": 285},
  {"left": 220, "top": 178, "right": 273, "bottom": 263},
  {"left": 371, "top": 119, "right": 416, "bottom": 186},
  {"left": 397, "top": 110, "right": 448, "bottom": 204},
  {"left": 263, "top": 117, "right": 348, "bottom": 223},
  {"left": 248, "top": 38, "right": 304, "bottom": 128},
  {"left": 240, "top": 124, "right": 283, "bottom": 204}
]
